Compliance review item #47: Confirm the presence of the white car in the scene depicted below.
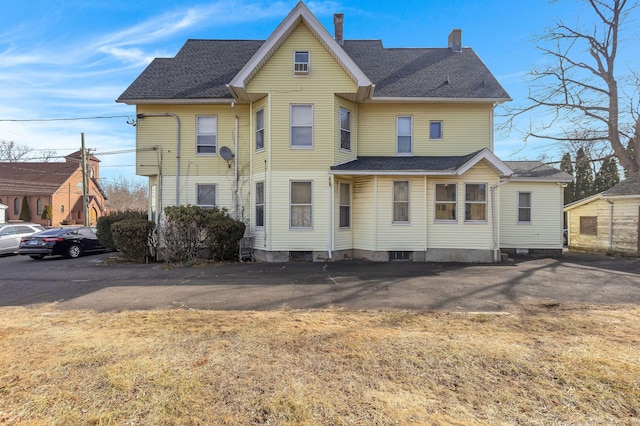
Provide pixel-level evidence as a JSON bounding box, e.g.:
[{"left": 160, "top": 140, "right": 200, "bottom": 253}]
[{"left": 0, "top": 223, "right": 46, "bottom": 255}]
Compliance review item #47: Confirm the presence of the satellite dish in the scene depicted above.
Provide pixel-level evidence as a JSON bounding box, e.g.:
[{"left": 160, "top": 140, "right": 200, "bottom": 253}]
[{"left": 219, "top": 146, "right": 234, "bottom": 168}]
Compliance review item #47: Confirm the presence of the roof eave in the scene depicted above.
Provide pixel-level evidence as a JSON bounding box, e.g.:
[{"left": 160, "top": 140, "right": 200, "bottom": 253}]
[
  {"left": 367, "top": 96, "right": 512, "bottom": 104},
  {"left": 509, "top": 177, "right": 574, "bottom": 183},
  {"left": 456, "top": 148, "right": 514, "bottom": 177},
  {"left": 329, "top": 169, "right": 458, "bottom": 176},
  {"left": 116, "top": 98, "right": 235, "bottom": 106}
]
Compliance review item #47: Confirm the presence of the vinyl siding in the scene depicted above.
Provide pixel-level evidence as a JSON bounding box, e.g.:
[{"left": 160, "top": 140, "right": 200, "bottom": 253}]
[
  {"left": 357, "top": 103, "right": 492, "bottom": 156},
  {"left": 500, "top": 182, "right": 564, "bottom": 249},
  {"left": 426, "top": 162, "right": 498, "bottom": 249},
  {"left": 333, "top": 178, "right": 353, "bottom": 251},
  {"left": 246, "top": 23, "right": 357, "bottom": 173},
  {"left": 136, "top": 104, "right": 251, "bottom": 177},
  {"left": 375, "top": 177, "right": 426, "bottom": 250},
  {"left": 334, "top": 97, "right": 357, "bottom": 165},
  {"left": 352, "top": 176, "right": 376, "bottom": 250}
]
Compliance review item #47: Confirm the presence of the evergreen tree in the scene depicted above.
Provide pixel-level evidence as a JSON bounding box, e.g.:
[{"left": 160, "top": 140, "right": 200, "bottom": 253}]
[
  {"left": 41, "top": 205, "right": 53, "bottom": 226},
  {"left": 559, "top": 152, "right": 575, "bottom": 204},
  {"left": 19, "top": 198, "right": 31, "bottom": 222},
  {"left": 602, "top": 157, "right": 620, "bottom": 190},
  {"left": 574, "top": 148, "right": 594, "bottom": 200}
]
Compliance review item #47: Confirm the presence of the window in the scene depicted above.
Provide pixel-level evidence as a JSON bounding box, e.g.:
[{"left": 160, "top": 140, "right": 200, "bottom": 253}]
[
  {"left": 13, "top": 198, "right": 19, "bottom": 215},
  {"left": 465, "top": 184, "right": 487, "bottom": 221},
  {"left": 430, "top": 121, "right": 443, "bottom": 140},
  {"left": 290, "top": 105, "right": 313, "bottom": 147},
  {"left": 518, "top": 192, "right": 531, "bottom": 223},
  {"left": 36, "top": 198, "right": 43, "bottom": 215},
  {"left": 196, "top": 184, "right": 216, "bottom": 206},
  {"left": 580, "top": 216, "right": 597, "bottom": 235},
  {"left": 435, "top": 184, "right": 457, "bottom": 221},
  {"left": 196, "top": 116, "right": 217, "bottom": 155},
  {"left": 61, "top": 205, "right": 65, "bottom": 213},
  {"left": 397, "top": 116, "right": 412, "bottom": 154},
  {"left": 339, "top": 182, "right": 350, "bottom": 228},
  {"left": 256, "top": 182, "right": 265, "bottom": 228},
  {"left": 255, "top": 109, "right": 265, "bottom": 151},
  {"left": 290, "top": 181, "right": 312, "bottom": 228},
  {"left": 294, "top": 51, "right": 310, "bottom": 75},
  {"left": 340, "top": 108, "right": 351, "bottom": 151},
  {"left": 393, "top": 181, "right": 409, "bottom": 223}
]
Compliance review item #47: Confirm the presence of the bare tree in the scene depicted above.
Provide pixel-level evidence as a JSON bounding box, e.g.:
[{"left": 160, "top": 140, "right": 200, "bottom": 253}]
[
  {"left": 500, "top": 0, "right": 640, "bottom": 175},
  {"left": 102, "top": 176, "right": 148, "bottom": 213},
  {"left": 0, "top": 140, "right": 32, "bottom": 162}
]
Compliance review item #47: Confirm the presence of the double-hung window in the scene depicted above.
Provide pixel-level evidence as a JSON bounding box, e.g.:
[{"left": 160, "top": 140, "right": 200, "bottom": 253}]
[
  {"left": 290, "top": 181, "right": 312, "bottom": 228},
  {"left": 339, "top": 182, "right": 351, "bottom": 228},
  {"left": 465, "top": 183, "right": 487, "bottom": 221},
  {"left": 340, "top": 108, "right": 351, "bottom": 151},
  {"left": 196, "top": 116, "right": 217, "bottom": 155},
  {"left": 393, "top": 181, "right": 409, "bottom": 223},
  {"left": 435, "top": 184, "right": 457, "bottom": 221},
  {"left": 256, "top": 182, "right": 265, "bottom": 227},
  {"left": 255, "top": 109, "right": 264, "bottom": 151},
  {"left": 397, "top": 116, "right": 412, "bottom": 155},
  {"left": 518, "top": 192, "right": 531, "bottom": 223},
  {"left": 196, "top": 184, "right": 216, "bottom": 206},
  {"left": 291, "top": 105, "right": 313, "bottom": 148}
]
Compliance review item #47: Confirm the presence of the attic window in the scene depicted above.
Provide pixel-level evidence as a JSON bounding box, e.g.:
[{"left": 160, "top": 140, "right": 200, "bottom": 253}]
[{"left": 294, "top": 51, "right": 310, "bottom": 76}]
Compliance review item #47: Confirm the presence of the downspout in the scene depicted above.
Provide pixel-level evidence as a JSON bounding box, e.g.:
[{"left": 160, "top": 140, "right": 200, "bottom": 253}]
[
  {"left": 490, "top": 178, "right": 510, "bottom": 262},
  {"left": 328, "top": 175, "right": 334, "bottom": 259},
  {"left": 231, "top": 102, "right": 239, "bottom": 220},
  {"left": 606, "top": 198, "right": 614, "bottom": 254},
  {"left": 137, "top": 113, "right": 180, "bottom": 205}
]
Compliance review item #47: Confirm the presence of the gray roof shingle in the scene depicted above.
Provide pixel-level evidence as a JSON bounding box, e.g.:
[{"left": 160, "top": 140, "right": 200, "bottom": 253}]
[
  {"left": 602, "top": 172, "right": 640, "bottom": 196},
  {"left": 504, "top": 161, "right": 573, "bottom": 181},
  {"left": 330, "top": 152, "right": 480, "bottom": 172},
  {"left": 118, "top": 37, "right": 509, "bottom": 102}
]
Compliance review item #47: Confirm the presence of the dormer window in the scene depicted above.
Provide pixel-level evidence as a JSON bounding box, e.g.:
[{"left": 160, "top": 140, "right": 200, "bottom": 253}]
[{"left": 294, "top": 51, "right": 310, "bottom": 76}]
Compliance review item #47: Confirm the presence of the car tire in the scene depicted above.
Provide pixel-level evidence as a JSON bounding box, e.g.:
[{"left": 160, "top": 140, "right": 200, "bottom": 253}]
[
  {"left": 67, "top": 244, "right": 82, "bottom": 259},
  {"left": 29, "top": 255, "right": 45, "bottom": 260}
]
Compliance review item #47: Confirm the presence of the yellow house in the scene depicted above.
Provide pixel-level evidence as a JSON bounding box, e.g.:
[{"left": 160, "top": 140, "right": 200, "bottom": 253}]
[{"left": 117, "top": 1, "right": 571, "bottom": 262}]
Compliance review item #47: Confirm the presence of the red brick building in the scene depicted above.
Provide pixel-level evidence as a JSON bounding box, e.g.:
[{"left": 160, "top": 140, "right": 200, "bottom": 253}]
[{"left": 0, "top": 151, "right": 107, "bottom": 226}]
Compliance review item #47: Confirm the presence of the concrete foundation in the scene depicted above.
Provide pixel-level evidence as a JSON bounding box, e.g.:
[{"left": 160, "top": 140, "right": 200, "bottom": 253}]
[{"left": 500, "top": 248, "right": 563, "bottom": 258}]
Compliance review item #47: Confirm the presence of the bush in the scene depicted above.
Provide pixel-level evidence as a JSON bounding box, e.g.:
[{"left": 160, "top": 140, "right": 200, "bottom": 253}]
[
  {"left": 161, "top": 205, "right": 245, "bottom": 263},
  {"left": 205, "top": 219, "right": 246, "bottom": 261},
  {"left": 19, "top": 198, "right": 31, "bottom": 222},
  {"left": 96, "top": 210, "right": 147, "bottom": 250},
  {"left": 112, "top": 219, "right": 156, "bottom": 262}
]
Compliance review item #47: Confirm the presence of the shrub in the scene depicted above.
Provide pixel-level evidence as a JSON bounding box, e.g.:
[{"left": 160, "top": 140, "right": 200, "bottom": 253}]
[
  {"left": 19, "top": 198, "right": 31, "bottom": 222},
  {"left": 112, "top": 219, "right": 156, "bottom": 262},
  {"left": 205, "top": 219, "right": 246, "bottom": 261},
  {"left": 96, "top": 210, "right": 147, "bottom": 250}
]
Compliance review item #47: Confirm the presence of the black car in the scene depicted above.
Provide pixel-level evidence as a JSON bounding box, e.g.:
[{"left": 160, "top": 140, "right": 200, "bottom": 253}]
[{"left": 18, "top": 227, "right": 106, "bottom": 259}]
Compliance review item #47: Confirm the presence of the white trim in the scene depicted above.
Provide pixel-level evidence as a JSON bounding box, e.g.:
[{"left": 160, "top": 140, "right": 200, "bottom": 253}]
[
  {"left": 517, "top": 191, "right": 532, "bottom": 224},
  {"left": 290, "top": 180, "right": 313, "bottom": 229},
  {"left": 367, "top": 96, "right": 512, "bottom": 104},
  {"left": 392, "top": 180, "right": 410, "bottom": 223},
  {"left": 195, "top": 115, "right": 217, "bottom": 156},
  {"left": 456, "top": 148, "right": 513, "bottom": 176},
  {"left": 227, "top": 2, "right": 373, "bottom": 102},
  {"left": 464, "top": 182, "right": 488, "bottom": 223},
  {"left": 434, "top": 182, "right": 457, "bottom": 222},
  {"left": 293, "top": 50, "right": 310, "bottom": 76},
  {"left": 339, "top": 107, "right": 352, "bottom": 152},
  {"left": 396, "top": 115, "right": 413, "bottom": 155},
  {"left": 195, "top": 183, "right": 216, "bottom": 206},
  {"left": 290, "top": 104, "right": 314, "bottom": 148},
  {"left": 429, "top": 120, "right": 443, "bottom": 140}
]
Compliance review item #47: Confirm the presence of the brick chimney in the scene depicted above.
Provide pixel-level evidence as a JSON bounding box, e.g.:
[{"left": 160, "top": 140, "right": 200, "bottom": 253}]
[
  {"left": 334, "top": 13, "right": 344, "bottom": 45},
  {"left": 448, "top": 29, "right": 462, "bottom": 52}
]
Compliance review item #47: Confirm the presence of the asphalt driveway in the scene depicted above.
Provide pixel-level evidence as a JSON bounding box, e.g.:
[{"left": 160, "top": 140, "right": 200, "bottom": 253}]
[{"left": 0, "top": 251, "right": 638, "bottom": 312}]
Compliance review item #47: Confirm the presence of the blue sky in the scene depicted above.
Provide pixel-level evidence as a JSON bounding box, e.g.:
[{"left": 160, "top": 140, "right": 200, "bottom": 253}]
[{"left": 1, "top": 0, "right": 637, "bottom": 183}]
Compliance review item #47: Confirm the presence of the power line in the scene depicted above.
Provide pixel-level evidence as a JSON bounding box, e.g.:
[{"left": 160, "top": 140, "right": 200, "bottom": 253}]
[{"left": 0, "top": 115, "right": 131, "bottom": 122}]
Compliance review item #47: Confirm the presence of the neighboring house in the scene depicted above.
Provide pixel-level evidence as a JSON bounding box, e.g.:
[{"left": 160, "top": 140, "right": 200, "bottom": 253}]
[
  {"left": 564, "top": 172, "right": 640, "bottom": 256},
  {"left": 0, "top": 151, "right": 107, "bottom": 226},
  {"left": 117, "top": 1, "right": 571, "bottom": 262}
]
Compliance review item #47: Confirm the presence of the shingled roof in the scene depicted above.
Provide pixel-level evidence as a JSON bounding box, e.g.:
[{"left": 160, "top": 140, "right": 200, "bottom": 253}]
[
  {"left": 0, "top": 162, "right": 80, "bottom": 196},
  {"left": 602, "top": 172, "right": 640, "bottom": 196},
  {"left": 504, "top": 161, "right": 573, "bottom": 182},
  {"left": 118, "top": 16, "right": 509, "bottom": 103},
  {"left": 330, "top": 152, "right": 480, "bottom": 173}
]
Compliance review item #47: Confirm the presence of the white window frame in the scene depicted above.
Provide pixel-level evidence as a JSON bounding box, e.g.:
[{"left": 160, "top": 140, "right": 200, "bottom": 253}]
[
  {"left": 290, "top": 181, "right": 312, "bottom": 229},
  {"left": 517, "top": 192, "right": 532, "bottom": 223},
  {"left": 435, "top": 183, "right": 457, "bottom": 222},
  {"left": 340, "top": 108, "right": 351, "bottom": 152},
  {"left": 256, "top": 181, "right": 265, "bottom": 228},
  {"left": 196, "top": 183, "right": 216, "bottom": 207},
  {"left": 430, "top": 121, "right": 443, "bottom": 140},
  {"left": 396, "top": 116, "right": 412, "bottom": 155},
  {"left": 196, "top": 115, "right": 217, "bottom": 155},
  {"left": 290, "top": 104, "right": 314, "bottom": 148},
  {"left": 339, "top": 182, "right": 351, "bottom": 228},
  {"left": 464, "top": 183, "right": 487, "bottom": 222},
  {"left": 393, "top": 180, "right": 410, "bottom": 223},
  {"left": 293, "top": 51, "right": 310, "bottom": 76},
  {"left": 255, "top": 109, "right": 265, "bottom": 152}
]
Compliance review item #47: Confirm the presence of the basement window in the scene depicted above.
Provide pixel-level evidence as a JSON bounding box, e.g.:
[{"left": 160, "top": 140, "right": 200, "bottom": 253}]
[{"left": 389, "top": 251, "right": 412, "bottom": 261}]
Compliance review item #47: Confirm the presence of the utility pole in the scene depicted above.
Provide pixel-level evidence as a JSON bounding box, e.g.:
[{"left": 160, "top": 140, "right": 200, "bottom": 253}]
[{"left": 81, "top": 133, "right": 89, "bottom": 226}]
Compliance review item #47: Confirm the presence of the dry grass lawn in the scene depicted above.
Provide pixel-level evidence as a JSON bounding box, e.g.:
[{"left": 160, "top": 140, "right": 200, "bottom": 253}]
[{"left": 0, "top": 302, "right": 639, "bottom": 425}]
